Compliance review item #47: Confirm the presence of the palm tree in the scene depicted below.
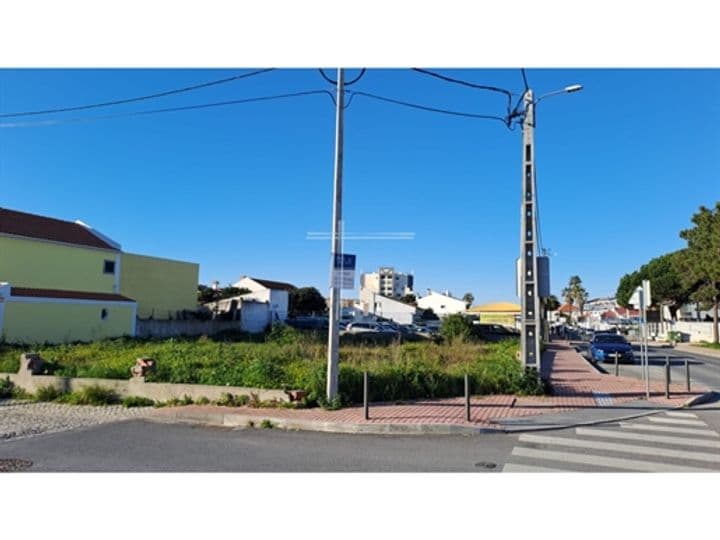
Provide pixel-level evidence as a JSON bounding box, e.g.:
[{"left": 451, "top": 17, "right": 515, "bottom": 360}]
[{"left": 561, "top": 276, "right": 589, "bottom": 320}]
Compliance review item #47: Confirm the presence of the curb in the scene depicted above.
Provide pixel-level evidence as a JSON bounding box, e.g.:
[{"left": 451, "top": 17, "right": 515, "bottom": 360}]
[
  {"left": 148, "top": 409, "right": 496, "bottom": 435},
  {"left": 682, "top": 391, "right": 719, "bottom": 407}
]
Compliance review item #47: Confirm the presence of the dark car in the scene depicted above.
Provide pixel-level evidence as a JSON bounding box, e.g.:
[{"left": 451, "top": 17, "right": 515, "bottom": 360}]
[
  {"left": 473, "top": 323, "right": 520, "bottom": 342},
  {"left": 588, "top": 333, "right": 634, "bottom": 363}
]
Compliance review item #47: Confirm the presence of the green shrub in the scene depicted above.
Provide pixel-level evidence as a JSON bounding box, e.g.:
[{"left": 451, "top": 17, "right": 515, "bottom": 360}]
[
  {"left": 59, "top": 385, "right": 120, "bottom": 405},
  {"left": 35, "top": 385, "right": 64, "bottom": 402},
  {"left": 0, "top": 377, "right": 14, "bottom": 399},
  {"left": 215, "top": 393, "right": 250, "bottom": 407},
  {"left": 260, "top": 419, "right": 274, "bottom": 429},
  {"left": 440, "top": 314, "right": 473, "bottom": 343},
  {"left": 122, "top": 396, "right": 155, "bottom": 408},
  {"left": 195, "top": 396, "right": 211, "bottom": 405}
]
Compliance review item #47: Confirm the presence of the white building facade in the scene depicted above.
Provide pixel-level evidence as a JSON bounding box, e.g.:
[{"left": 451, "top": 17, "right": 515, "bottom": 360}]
[
  {"left": 417, "top": 290, "right": 468, "bottom": 317},
  {"left": 360, "top": 267, "right": 414, "bottom": 299},
  {"left": 233, "top": 276, "right": 296, "bottom": 323},
  {"left": 358, "top": 288, "right": 416, "bottom": 325}
]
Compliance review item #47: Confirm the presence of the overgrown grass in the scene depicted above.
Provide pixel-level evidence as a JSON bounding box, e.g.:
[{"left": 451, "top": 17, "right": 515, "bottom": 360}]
[
  {"left": 698, "top": 341, "right": 720, "bottom": 350},
  {"left": 0, "top": 331, "right": 539, "bottom": 405}
]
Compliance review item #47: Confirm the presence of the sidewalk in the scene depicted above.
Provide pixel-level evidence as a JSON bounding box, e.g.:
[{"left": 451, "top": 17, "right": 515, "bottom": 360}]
[{"left": 150, "top": 342, "right": 712, "bottom": 435}]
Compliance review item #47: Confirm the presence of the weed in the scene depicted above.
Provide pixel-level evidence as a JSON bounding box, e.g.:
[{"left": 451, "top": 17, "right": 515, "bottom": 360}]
[
  {"left": 122, "top": 396, "right": 155, "bottom": 408},
  {"left": 247, "top": 420, "right": 255, "bottom": 428},
  {"left": 195, "top": 396, "right": 210, "bottom": 405},
  {"left": 35, "top": 385, "right": 63, "bottom": 402},
  {"left": 59, "top": 385, "right": 120, "bottom": 406},
  {"left": 0, "top": 377, "right": 14, "bottom": 399},
  {"left": 260, "top": 419, "right": 274, "bottom": 429}
]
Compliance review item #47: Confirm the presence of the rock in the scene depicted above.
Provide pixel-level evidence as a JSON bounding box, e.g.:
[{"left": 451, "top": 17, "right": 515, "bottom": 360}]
[{"left": 19, "top": 353, "right": 44, "bottom": 375}]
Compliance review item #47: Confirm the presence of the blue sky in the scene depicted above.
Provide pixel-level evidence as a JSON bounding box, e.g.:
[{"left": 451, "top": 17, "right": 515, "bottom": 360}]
[{"left": 1, "top": 68, "right": 718, "bottom": 304}]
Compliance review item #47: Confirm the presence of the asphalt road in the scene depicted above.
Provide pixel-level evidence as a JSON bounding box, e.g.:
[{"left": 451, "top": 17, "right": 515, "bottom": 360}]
[
  {"left": 574, "top": 342, "right": 720, "bottom": 391},
  {"left": 2, "top": 406, "right": 720, "bottom": 472}
]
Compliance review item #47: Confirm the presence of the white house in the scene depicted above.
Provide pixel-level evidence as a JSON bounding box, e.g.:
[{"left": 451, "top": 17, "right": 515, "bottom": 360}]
[
  {"left": 233, "top": 276, "right": 296, "bottom": 323},
  {"left": 358, "top": 288, "right": 416, "bottom": 325},
  {"left": 417, "top": 290, "right": 467, "bottom": 317}
]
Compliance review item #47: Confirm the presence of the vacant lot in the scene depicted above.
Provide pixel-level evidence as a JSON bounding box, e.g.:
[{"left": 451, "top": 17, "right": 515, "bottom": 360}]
[{"left": 0, "top": 328, "right": 539, "bottom": 403}]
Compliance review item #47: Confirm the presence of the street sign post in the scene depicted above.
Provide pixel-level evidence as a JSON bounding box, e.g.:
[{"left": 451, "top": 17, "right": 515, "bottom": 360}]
[
  {"left": 629, "top": 281, "right": 651, "bottom": 398},
  {"left": 331, "top": 253, "right": 356, "bottom": 290}
]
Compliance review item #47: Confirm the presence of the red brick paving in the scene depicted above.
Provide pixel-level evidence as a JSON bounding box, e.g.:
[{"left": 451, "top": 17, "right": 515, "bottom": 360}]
[{"left": 153, "top": 342, "right": 708, "bottom": 429}]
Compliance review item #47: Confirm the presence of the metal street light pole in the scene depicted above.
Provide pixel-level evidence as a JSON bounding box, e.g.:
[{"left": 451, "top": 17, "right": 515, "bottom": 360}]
[
  {"left": 519, "top": 84, "right": 582, "bottom": 372},
  {"left": 326, "top": 68, "right": 345, "bottom": 401}
]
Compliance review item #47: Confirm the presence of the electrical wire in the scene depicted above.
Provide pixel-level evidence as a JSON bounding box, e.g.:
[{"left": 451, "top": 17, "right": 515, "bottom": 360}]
[
  {"left": 0, "top": 68, "right": 277, "bottom": 118},
  {"left": 318, "top": 69, "right": 367, "bottom": 86},
  {"left": 0, "top": 90, "right": 336, "bottom": 128},
  {"left": 412, "top": 68, "right": 516, "bottom": 121},
  {"left": 346, "top": 90, "right": 509, "bottom": 125}
]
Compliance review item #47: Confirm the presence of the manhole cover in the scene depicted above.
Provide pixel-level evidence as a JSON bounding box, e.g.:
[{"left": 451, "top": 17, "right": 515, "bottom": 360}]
[
  {"left": 474, "top": 461, "right": 497, "bottom": 469},
  {"left": 0, "top": 458, "right": 33, "bottom": 472}
]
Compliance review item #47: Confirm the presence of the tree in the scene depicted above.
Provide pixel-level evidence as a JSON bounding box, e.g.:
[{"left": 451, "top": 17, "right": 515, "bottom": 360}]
[
  {"left": 615, "top": 250, "right": 690, "bottom": 319},
  {"left": 288, "top": 287, "right": 328, "bottom": 317},
  {"left": 197, "top": 284, "right": 250, "bottom": 304},
  {"left": 420, "top": 308, "right": 439, "bottom": 321},
  {"left": 218, "top": 286, "right": 250, "bottom": 299},
  {"left": 462, "top": 292, "right": 474, "bottom": 308},
  {"left": 544, "top": 294, "right": 561, "bottom": 311},
  {"left": 561, "top": 276, "right": 588, "bottom": 314},
  {"left": 679, "top": 202, "right": 720, "bottom": 343},
  {"left": 399, "top": 293, "right": 417, "bottom": 306}
]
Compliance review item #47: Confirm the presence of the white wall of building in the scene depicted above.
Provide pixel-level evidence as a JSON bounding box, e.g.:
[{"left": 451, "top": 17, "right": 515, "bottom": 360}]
[
  {"left": 417, "top": 291, "right": 467, "bottom": 317},
  {"left": 358, "top": 288, "right": 416, "bottom": 325},
  {"left": 241, "top": 301, "right": 271, "bottom": 333}
]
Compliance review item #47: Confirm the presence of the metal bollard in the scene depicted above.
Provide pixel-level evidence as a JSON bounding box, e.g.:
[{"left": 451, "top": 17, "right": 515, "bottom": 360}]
[
  {"left": 464, "top": 373, "right": 471, "bottom": 422},
  {"left": 614, "top": 352, "right": 619, "bottom": 376},
  {"left": 665, "top": 356, "right": 670, "bottom": 399},
  {"left": 363, "top": 371, "right": 369, "bottom": 420},
  {"left": 685, "top": 359, "right": 691, "bottom": 393}
]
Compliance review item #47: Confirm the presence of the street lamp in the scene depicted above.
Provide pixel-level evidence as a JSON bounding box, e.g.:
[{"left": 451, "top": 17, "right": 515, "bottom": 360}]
[{"left": 518, "top": 83, "right": 582, "bottom": 372}]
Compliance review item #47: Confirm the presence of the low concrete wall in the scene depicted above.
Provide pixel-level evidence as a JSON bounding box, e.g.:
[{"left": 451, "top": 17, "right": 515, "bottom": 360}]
[
  {"left": 667, "top": 321, "right": 716, "bottom": 343},
  {"left": 2, "top": 370, "right": 289, "bottom": 403},
  {"left": 136, "top": 319, "right": 246, "bottom": 339}
]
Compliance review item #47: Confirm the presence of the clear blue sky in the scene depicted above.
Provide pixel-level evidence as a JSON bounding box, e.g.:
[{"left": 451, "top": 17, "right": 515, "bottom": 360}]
[{"left": 1, "top": 68, "right": 718, "bottom": 304}]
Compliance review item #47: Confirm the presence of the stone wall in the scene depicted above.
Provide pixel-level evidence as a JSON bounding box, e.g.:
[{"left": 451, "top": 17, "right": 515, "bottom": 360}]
[
  {"left": 2, "top": 367, "right": 289, "bottom": 403},
  {"left": 135, "top": 319, "right": 245, "bottom": 339}
]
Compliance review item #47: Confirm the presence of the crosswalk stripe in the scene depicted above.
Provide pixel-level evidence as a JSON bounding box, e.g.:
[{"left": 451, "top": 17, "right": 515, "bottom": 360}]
[
  {"left": 518, "top": 433, "right": 720, "bottom": 464},
  {"left": 576, "top": 427, "right": 720, "bottom": 449},
  {"left": 648, "top": 417, "right": 706, "bottom": 426},
  {"left": 664, "top": 411, "right": 698, "bottom": 419},
  {"left": 620, "top": 423, "right": 720, "bottom": 437},
  {"left": 511, "top": 446, "right": 713, "bottom": 472},
  {"left": 502, "top": 463, "right": 571, "bottom": 473}
]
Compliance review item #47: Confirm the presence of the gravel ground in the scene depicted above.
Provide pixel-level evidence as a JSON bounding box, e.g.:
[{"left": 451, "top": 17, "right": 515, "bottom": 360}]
[{"left": 0, "top": 399, "right": 155, "bottom": 441}]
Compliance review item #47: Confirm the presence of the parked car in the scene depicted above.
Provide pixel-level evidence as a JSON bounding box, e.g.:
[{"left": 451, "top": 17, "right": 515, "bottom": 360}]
[
  {"left": 473, "top": 323, "right": 520, "bottom": 342},
  {"left": 344, "top": 322, "right": 381, "bottom": 334},
  {"left": 588, "top": 333, "right": 634, "bottom": 363},
  {"left": 377, "top": 322, "right": 400, "bottom": 334}
]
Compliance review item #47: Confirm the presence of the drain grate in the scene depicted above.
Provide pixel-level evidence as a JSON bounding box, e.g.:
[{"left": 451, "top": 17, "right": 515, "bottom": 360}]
[
  {"left": 0, "top": 458, "right": 33, "bottom": 472},
  {"left": 474, "top": 461, "right": 497, "bottom": 469}
]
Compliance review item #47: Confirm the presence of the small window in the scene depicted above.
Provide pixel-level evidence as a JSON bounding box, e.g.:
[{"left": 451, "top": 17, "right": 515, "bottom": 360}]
[
  {"left": 103, "top": 260, "right": 116, "bottom": 274},
  {"left": 101, "top": 308, "right": 108, "bottom": 320}
]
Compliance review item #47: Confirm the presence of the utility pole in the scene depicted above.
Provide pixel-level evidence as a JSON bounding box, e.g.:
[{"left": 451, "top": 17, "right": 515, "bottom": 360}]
[
  {"left": 326, "top": 68, "right": 345, "bottom": 401},
  {"left": 519, "top": 89, "right": 542, "bottom": 371}
]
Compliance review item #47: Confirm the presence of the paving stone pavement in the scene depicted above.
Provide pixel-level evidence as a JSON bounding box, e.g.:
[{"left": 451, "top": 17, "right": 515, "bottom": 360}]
[{"left": 0, "top": 400, "right": 154, "bottom": 441}]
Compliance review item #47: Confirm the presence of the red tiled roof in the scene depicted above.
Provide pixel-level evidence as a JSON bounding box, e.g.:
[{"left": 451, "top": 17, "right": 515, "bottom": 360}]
[
  {"left": 0, "top": 208, "right": 118, "bottom": 250},
  {"left": 11, "top": 287, "right": 134, "bottom": 302},
  {"left": 251, "top": 278, "right": 297, "bottom": 291},
  {"left": 558, "top": 303, "right": 580, "bottom": 313}
]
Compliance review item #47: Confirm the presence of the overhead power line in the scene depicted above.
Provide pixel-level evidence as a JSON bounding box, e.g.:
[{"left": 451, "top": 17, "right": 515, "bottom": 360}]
[
  {"left": 0, "top": 68, "right": 276, "bottom": 119},
  {"left": 347, "top": 90, "right": 509, "bottom": 125},
  {"left": 412, "top": 68, "right": 515, "bottom": 98},
  {"left": 0, "top": 89, "right": 335, "bottom": 128},
  {"left": 318, "top": 68, "right": 367, "bottom": 86}
]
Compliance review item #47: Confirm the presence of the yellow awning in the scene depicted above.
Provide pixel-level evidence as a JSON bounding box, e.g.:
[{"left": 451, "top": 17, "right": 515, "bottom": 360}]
[{"left": 467, "top": 301, "right": 521, "bottom": 314}]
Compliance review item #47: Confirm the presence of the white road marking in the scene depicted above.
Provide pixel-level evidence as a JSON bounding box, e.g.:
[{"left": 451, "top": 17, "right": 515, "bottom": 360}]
[
  {"left": 620, "top": 423, "right": 720, "bottom": 437},
  {"left": 576, "top": 427, "right": 720, "bottom": 449},
  {"left": 648, "top": 417, "right": 706, "bottom": 426},
  {"left": 518, "top": 433, "right": 720, "bottom": 464},
  {"left": 502, "top": 463, "right": 571, "bottom": 473},
  {"left": 511, "top": 446, "right": 714, "bottom": 472},
  {"left": 664, "top": 411, "right": 698, "bottom": 419}
]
